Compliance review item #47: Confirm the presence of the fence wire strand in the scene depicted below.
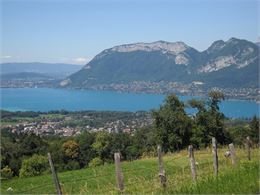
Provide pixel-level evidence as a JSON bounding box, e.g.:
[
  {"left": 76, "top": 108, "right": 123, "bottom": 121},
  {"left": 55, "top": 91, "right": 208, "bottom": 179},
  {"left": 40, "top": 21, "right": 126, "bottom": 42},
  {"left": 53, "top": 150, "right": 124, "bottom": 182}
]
[
  {"left": 15, "top": 148, "right": 246, "bottom": 194},
  {"left": 18, "top": 165, "right": 158, "bottom": 193}
]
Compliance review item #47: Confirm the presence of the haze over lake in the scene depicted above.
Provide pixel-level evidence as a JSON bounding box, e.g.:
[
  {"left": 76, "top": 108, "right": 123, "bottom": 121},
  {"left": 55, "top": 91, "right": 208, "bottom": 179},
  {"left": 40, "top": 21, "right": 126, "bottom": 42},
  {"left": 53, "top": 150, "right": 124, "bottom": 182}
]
[{"left": 1, "top": 88, "right": 259, "bottom": 118}]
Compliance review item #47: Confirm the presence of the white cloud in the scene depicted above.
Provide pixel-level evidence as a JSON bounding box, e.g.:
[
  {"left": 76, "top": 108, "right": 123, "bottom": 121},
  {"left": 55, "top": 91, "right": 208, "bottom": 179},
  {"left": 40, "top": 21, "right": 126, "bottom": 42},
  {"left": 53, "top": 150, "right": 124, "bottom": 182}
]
[
  {"left": 74, "top": 57, "right": 88, "bottom": 63},
  {"left": 0, "top": 55, "right": 12, "bottom": 59},
  {"left": 70, "top": 57, "right": 93, "bottom": 65},
  {"left": 57, "top": 57, "right": 92, "bottom": 65}
]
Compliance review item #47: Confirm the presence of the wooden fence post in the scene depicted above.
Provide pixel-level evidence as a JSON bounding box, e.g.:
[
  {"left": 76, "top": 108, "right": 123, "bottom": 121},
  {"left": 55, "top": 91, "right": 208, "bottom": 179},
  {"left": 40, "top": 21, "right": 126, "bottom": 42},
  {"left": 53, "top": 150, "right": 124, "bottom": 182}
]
[
  {"left": 212, "top": 137, "right": 218, "bottom": 176},
  {"left": 47, "top": 153, "right": 62, "bottom": 195},
  {"left": 246, "top": 136, "right": 252, "bottom": 160},
  {"left": 157, "top": 145, "right": 167, "bottom": 188},
  {"left": 114, "top": 152, "right": 124, "bottom": 191},
  {"left": 188, "top": 145, "right": 197, "bottom": 182},
  {"left": 228, "top": 143, "right": 237, "bottom": 166}
]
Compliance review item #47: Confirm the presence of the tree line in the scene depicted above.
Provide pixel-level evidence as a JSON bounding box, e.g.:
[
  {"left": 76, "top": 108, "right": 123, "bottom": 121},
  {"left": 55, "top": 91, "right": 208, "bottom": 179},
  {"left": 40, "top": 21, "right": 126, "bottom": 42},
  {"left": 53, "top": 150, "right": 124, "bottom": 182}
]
[{"left": 1, "top": 91, "right": 259, "bottom": 179}]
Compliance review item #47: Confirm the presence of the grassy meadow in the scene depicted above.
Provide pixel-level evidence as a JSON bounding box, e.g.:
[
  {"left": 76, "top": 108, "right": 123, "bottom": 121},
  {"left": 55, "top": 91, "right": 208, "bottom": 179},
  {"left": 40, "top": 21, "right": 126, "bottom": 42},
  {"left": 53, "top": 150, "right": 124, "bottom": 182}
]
[{"left": 1, "top": 147, "right": 259, "bottom": 194}]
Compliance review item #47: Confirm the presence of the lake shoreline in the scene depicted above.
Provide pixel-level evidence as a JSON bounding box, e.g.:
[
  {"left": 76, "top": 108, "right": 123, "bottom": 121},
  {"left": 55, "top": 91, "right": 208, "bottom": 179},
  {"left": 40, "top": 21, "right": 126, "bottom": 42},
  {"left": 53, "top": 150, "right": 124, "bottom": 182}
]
[
  {"left": 1, "top": 86, "right": 259, "bottom": 103},
  {"left": 1, "top": 88, "right": 259, "bottom": 118}
]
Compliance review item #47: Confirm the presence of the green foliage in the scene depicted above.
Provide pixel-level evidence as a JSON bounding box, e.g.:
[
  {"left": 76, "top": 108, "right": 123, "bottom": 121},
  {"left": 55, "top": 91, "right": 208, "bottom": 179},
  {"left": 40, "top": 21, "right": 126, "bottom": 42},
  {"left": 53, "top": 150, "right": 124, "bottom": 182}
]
[
  {"left": 1, "top": 133, "right": 22, "bottom": 176},
  {"left": 0, "top": 166, "right": 13, "bottom": 179},
  {"left": 1, "top": 101, "right": 258, "bottom": 180},
  {"left": 76, "top": 131, "right": 96, "bottom": 167},
  {"left": 20, "top": 133, "right": 48, "bottom": 156},
  {"left": 47, "top": 138, "right": 66, "bottom": 171},
  {"left": 208, "top": 90, "right": 225, "bottom": 111},
  {"left": 1, "top": 110, "right": 40, "bottom": 119},
  {"left": 153, "top": 94, "right": 192, "bottom": 152},
  {"left": 1, "top": 130, "right": 48, "bottom": 176},
  {"left": 249, "top": 115, "right": 259, "bottom": 143},
  {"left": 19, "top": 155, "right": 48, "bottom": 178},
  {"left": 63, "top": 160, "right": 80, "bottom": 170},
  {"left": 132, "top": 127, "right": 156, "bottom": 156},
  {"left": 190, "top": 126, "right": 207, "bottom": 148},
  {"left": 110, "top": 132, "right": 132, "bottom": 160},
  {"left": 88, "top": 157, "right": 103, "bottom": 167},
  {"left": 125, "top": 145, "right": 139, "bottom": 160},
  {"left": 227, "top": 125, "right": 249, "bottom": 145},
  {"left": 92, "top": 131, "right": 112, "bottom": 163},
  {"left": 188, "top": 91, "right": 228, "bottom": 147}
]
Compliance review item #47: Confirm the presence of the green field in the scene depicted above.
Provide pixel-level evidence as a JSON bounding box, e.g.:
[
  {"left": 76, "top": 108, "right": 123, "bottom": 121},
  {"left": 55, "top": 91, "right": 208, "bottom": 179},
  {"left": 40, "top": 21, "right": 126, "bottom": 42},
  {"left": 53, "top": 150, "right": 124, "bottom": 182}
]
[{"left": 1, "top": 148, "right": 259, "bottom": 194}]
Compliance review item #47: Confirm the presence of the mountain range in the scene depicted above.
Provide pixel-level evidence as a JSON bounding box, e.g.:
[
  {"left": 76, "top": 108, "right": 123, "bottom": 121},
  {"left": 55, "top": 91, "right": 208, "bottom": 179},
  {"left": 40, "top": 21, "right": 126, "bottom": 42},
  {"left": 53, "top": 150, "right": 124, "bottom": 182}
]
[
  {"left": 0, "top": 62, "right": 83, "bottom": 80},
  {"left": 63, "top": 38, "right": 259, "bottom": 89}
]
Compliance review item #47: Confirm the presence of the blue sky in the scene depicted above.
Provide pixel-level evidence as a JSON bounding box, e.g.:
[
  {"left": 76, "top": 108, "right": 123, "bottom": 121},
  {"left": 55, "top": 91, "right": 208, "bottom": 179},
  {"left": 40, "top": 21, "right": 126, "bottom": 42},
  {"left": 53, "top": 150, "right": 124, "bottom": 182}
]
[{"left": 1, "top": 0, "right": 259, "bottom": 65}]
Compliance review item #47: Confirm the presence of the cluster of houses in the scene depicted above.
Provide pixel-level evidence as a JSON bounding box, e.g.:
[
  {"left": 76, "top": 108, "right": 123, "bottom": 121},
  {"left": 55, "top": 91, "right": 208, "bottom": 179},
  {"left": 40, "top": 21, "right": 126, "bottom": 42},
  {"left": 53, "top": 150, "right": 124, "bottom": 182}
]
[
  {"left": 6, "top": 122, "right": 79, "bottom": 137},
  {"left": 3, "top": 116, "right": 153, "bottom": 137}
]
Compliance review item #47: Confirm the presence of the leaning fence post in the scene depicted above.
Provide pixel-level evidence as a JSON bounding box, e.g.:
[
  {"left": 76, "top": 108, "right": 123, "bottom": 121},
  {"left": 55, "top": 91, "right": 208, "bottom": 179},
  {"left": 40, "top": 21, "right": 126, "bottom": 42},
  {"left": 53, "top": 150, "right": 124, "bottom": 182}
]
[
  {"left": 228, "top": 143, "right": 237, "bottom": 166},
  {"left": 246, "top": 136, "right": 252, "bottom": 160},
  {"left": 114, "top": 152, "right": 124, "bottom": 191},
  {"left": 212, "top": 137, "right": 218, "bottom": 176},
  {"left": 157, "top": 145, "right": 167, "bottom": 188},
  {"left": 47, "top": 153, "right": 62, "bottom": 195},
  {"left": 188, "top": 145, "right": 197, "bottom": 182}
]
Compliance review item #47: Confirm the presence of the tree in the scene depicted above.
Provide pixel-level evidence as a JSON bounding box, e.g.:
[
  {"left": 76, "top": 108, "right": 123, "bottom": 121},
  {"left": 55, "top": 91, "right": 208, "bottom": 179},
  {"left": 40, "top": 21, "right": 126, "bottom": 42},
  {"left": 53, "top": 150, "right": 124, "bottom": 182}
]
[
  {"left": 76, "top": 131, "right": 96, "bottom": 167},
  {"left": 110, "top": 132, "right": 132, "bottom": 160},
  {"left": 92, "top": 131, "right": 112, "bottom": 163},
  {"left": 132, "top": 127, "right": 157, "bottom": 156},
  {"left": 125, "top": 145, "right": 140, "bottom": 160},
  {"left": 249, "top": 115, "right": 259, "bottom": 143},
  {"left": 19, "top": 155, "right": 48, "bottom": 178},
  {"left": 62, "top": 140, "right": 80, "bottom": 160},
  {"left": 20, "top": 133, "right": 48, "bottom": 156},
  {"left": 207, "top": 91, "right": 226, "bottom": 144},
  {"left": 47, "top": 138, "right": 66, "bottom": 171},
  {"left": 188, "top": 90, "right": 228, "bottom": 147},
  {"left": 227, "top": 125, "right": 248, "bottom": 145},
  {"left": 188, "top": 99, "right": 206, "bottom": 113},
  {"left": 188, "top": 99, "right": 209, "bottom": 147},
  {"left": 1, "top": 130, "right": 24, "bottom": 176},
  {"left": 208, "top": 90, "right": 225, "bottom": 112},
  {"left": 153, "top": 94, "right": 192, "bottom": 152}
]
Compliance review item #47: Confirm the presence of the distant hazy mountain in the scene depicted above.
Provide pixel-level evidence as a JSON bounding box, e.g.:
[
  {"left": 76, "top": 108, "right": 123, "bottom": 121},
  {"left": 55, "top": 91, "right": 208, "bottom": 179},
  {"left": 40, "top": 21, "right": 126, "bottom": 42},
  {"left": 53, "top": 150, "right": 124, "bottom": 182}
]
[
  {"left": 63, "top": 38, "right": 259, "bottom": 89},
  {"left": 1, "top": 62, "right": 83, "bottom": 79},
  {"left": 1, "top": 72, "right": 52, "bottom": 81}
]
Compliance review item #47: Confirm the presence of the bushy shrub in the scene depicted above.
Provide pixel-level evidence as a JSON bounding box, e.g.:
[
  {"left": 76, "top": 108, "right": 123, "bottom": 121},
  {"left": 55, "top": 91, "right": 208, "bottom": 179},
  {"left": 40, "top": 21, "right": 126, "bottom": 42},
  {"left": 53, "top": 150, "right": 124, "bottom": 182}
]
[
  {"left": 62, "top": 140, "right": 80, "bottom": 159},
  {"left": 19, "top": 155, "right": 48, "bottom": 178},
  {"left": 89, "top": 157, "right": 103, "bottom": 167},
  {"left": 0, "top": 166, "right": 13, "bottom": 179},
  {"left": 63, "top": 160, "right": 80, "bottom": 170}
]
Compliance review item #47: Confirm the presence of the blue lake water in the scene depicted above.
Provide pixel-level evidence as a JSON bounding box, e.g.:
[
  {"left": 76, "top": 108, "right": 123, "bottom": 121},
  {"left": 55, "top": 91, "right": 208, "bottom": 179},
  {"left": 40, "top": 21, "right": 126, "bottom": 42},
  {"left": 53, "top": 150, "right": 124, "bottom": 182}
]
[{"left": 0, "top": 88, "right": 259, "bottom": 118}]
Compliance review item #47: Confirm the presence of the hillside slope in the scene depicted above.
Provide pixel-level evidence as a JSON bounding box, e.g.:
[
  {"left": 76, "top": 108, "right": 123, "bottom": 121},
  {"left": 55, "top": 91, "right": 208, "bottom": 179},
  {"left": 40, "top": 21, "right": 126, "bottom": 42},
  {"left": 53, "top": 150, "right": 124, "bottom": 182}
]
[{"left": 1, "top": 148, "right": 258, "bottom": 194}]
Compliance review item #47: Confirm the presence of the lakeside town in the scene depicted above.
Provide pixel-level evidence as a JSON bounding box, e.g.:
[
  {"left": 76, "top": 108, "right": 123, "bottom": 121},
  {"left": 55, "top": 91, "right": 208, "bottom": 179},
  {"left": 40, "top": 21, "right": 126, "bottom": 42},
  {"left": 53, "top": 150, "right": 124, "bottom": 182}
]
[
  {"left": 80, "top": 81, "right": 260, "bottom": 101},
  {"left": 1, "top": 79, "right": 260, "bottom": 102},
  {"left": 1, "top": 110, "right": 153, "bottom": 137}
]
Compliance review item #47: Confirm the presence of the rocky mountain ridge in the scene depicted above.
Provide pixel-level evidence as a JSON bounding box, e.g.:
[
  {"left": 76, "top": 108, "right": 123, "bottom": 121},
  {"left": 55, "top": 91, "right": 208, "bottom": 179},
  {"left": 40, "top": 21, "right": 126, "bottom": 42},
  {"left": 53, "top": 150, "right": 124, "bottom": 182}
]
[{"left": 63, "top": 38, "right": 259, "bottom": 89}]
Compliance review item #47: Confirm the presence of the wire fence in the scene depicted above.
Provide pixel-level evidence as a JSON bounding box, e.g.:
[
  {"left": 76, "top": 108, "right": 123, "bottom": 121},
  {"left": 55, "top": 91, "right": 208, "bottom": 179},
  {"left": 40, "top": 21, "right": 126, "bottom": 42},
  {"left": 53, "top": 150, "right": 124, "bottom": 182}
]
[
  {"left": 16, "top": 165, "right": 158, "bottom": 194},
  {"left": 12, "top": 137, "right": 255, "bottom": 194}
]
